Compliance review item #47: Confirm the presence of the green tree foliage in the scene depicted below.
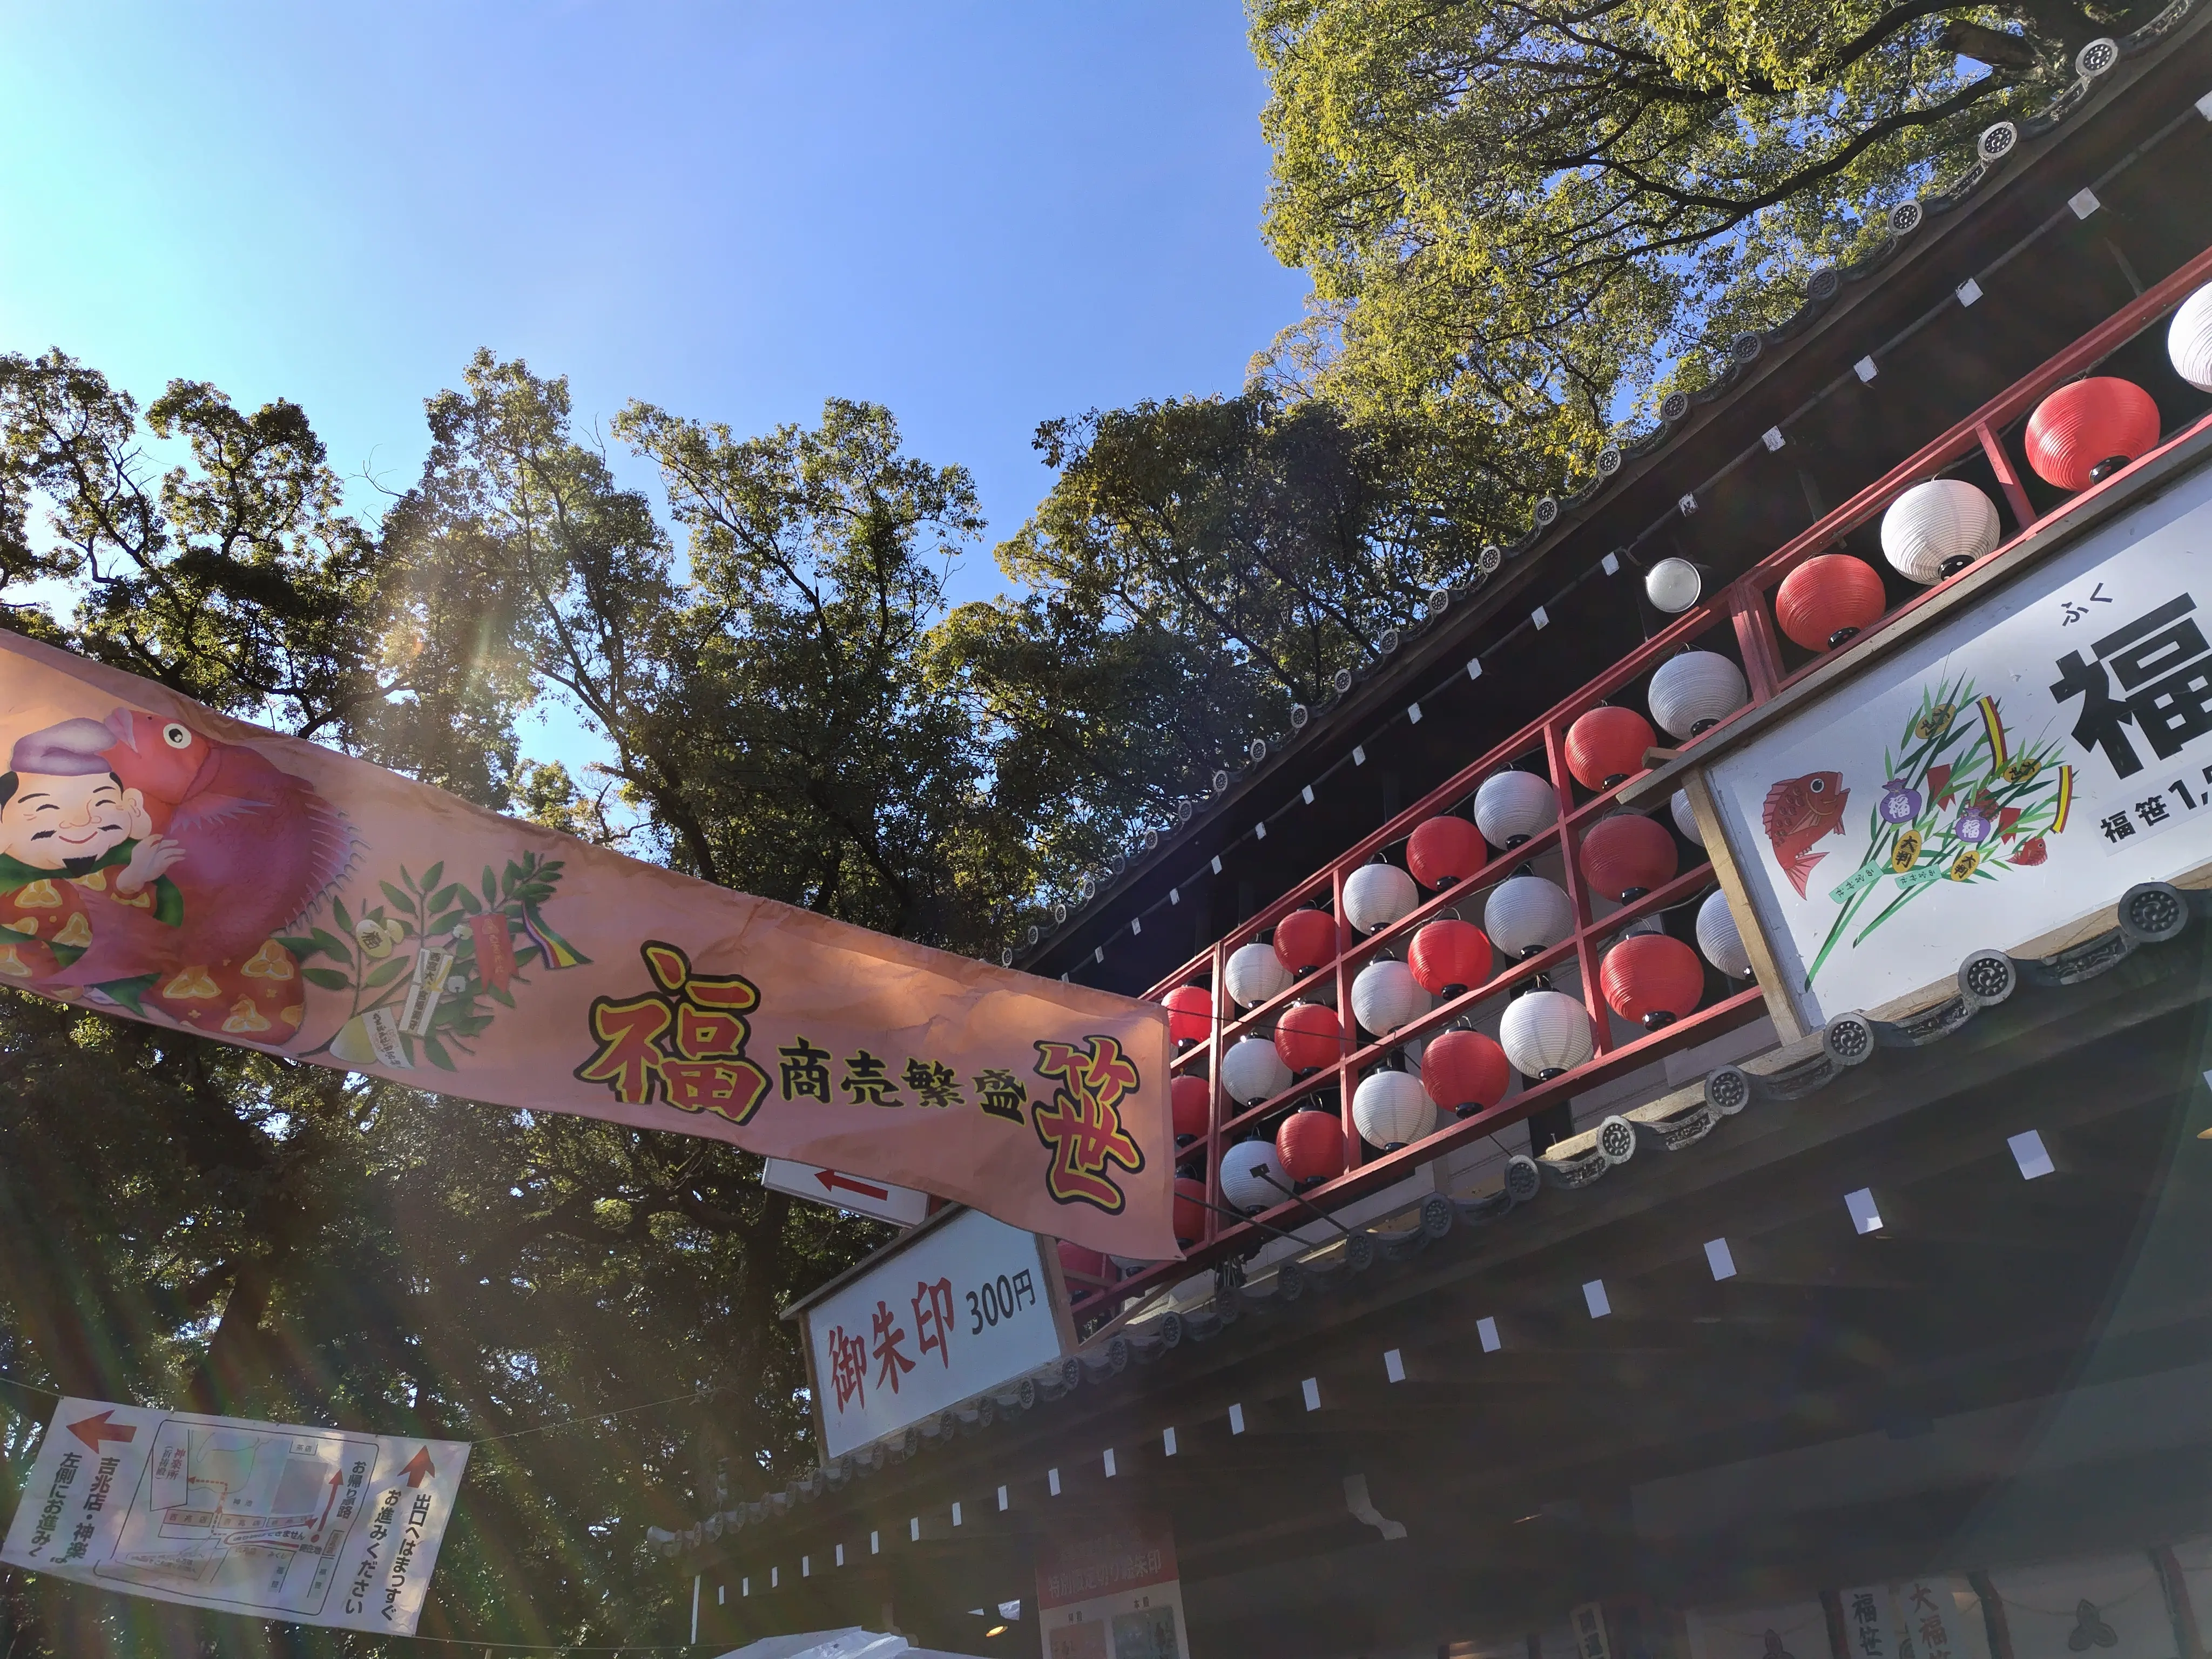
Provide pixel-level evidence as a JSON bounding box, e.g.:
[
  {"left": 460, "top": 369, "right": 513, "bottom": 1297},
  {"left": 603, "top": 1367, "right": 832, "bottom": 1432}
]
[
  {"left": 0, "top": 350, "right": 1042, "bottom": 1656},
  {"left": 610, "top": 392, "right": 1029, "bottom": 943},
  {"left": 0, "top": 356, "right": 394, "bottom": 739},
  {"left": 935, "top": 390, "right": 1503, "bottom": 856},
  {"left": 1248, "top": 0, "right": 2149, "bottom": 448}
]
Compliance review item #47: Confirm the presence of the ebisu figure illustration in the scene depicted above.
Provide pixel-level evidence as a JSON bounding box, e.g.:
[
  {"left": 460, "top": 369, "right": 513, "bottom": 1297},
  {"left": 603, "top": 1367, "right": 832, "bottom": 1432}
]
[{"left": 0, "top": 707, "right": 350, "bottom": 1042}]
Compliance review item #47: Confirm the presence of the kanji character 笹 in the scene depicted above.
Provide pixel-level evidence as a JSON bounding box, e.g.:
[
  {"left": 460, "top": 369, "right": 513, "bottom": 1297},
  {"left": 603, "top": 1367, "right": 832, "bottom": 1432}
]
[{"left": 1030, "top": 1035, "right": 1146, "bottom": 1211}]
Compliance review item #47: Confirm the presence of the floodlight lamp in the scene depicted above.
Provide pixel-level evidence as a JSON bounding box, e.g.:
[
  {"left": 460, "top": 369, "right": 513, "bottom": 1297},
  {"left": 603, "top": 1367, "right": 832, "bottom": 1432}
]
[{"left": 1645, "top": 557, "right": 1703, "bottom": 613}]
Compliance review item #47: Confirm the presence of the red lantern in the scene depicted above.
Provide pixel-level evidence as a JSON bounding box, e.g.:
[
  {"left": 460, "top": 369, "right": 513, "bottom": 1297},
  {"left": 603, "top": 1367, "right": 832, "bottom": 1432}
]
[
  {"left": 1173, "top": 1177, "right": 1209, "bottom": 1246},
  {"left": 1172, "top": 1073, "right": 1211, "bottom": 1141},
  {"left": 1272, "top": 907, "right": 1337, "bottom": 976},
  {"left": 1775, "top": 553, "right": 1886, "bottom": 651},
  {"left": 1407, "top": 815, "right": 1484, "bottom": 889},
  {"left": 1600, "top": 933, "right": 1706, "bottom": 1029},
  {"left": 1057, "top": 1240, "right": 1109, "bottom": 1285},
  {"left": 1564, "top": 705, "right": 1656, "bottom": 791},
  {"left": 1276, "top": 1109, "right": 1347, "bottom": 1188},
  {"left": 1407, "top": 919, "right": 1494, "bottom": 998},
  {"left": 1579, "top": 812, "right": 1678, "bottom": 901},
  {"left": 2025, "top": 377, "right": 2162, "bottom": 491},
  {"left": 1422, "top": 1029, "right": 1510, "bottom": 1117},
  {"left": 1162, "top": 983, "right": 1212, "bottom": 1044},
  {"left": 1273, "top": 1001, "right": 1342, "bottom": 1074}
]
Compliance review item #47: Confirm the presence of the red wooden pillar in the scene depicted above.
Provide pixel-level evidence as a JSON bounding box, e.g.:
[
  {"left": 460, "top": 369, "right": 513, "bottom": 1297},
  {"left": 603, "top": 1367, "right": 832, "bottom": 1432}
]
[
  {"left": 1535, "top": 718, "right": 1599, "bottom": 1152},
  {"left": 1201, "top": 938, "right": 1227, "bottom": 1246},
  {"left": 1729, "top": 585, "right": 1786, "bottom": 703},
  {"left": 1977, "top": 419, "right": 2037, "bottom": 532},
  {"left": 1332, "top": 866, "right": 1359, "bottom": 1173}
]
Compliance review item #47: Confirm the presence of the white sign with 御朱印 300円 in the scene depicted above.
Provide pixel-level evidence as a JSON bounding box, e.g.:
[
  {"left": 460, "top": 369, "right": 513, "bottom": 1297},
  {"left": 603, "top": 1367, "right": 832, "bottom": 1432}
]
[
  {"left": 799, "top": 1206, "right": 1071, "bottom": 1461},
  {"left": 1708, "top": 451, "right": 2212, "bottom": 1028}
]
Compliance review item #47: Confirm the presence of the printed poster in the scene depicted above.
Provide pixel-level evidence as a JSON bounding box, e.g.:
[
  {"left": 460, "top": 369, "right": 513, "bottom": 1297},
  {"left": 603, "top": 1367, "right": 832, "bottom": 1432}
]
[
  {"left": 0, "top": 1396, "right": 468, "bottom": 1635},
  {"left": 1036, "top": 1516, "right": 1187, "bottom": 1659},
  {"left": 1709, "top": 453, "right": 2212, "bottom": 1027},
  {"left": 0, "top": 630, "right": 1175, "bottom": 1257}
]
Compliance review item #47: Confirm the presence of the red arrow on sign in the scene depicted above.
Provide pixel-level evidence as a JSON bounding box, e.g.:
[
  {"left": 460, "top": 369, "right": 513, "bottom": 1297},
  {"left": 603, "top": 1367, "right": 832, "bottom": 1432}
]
[
  {"left": 401, "top": 1447, "right": 436, "bottom": 1487},
  {"left": 813, "top": 1170, "right": 891, "bottom": 1203},
  {"left": 66, "top": 1410, "right": 137, "bottom": 1452}
]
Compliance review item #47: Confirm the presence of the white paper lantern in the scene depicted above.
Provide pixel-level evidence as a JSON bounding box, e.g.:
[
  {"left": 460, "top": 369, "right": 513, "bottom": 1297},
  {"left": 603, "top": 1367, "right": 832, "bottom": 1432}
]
[
  {"left": 1671, "top": 788, "right": 1702, "bottom": 847},
  {"left": 1221, "top": 1036, "right": 1292, "bottom": 1105},
  {"left": 1351, "top": 958, "right": 1432, "bottom": 1036},
  {"left": 1696, "top": 889, "right": 1752, "bottom": 977},
  {"left": 1224, "top": 941, "right": 1291, "bottom": 1009},
  {"left": 1344, "top": 861, "right": 1419, "bottom": 934},
  {"left": 1499, "top": 989, "right": 1595, "bottom": 1079},
  {"left": 1473, "top": 770, "right": 1556, "bottom": 848},
  {"left": 1220, "top": 1139, "right": 1290, "bottom": 1213},
  {"left": 1880, "top": 479, "right": 2000, "bottom": 584},
  {"left": 2170, "top": 281, "right": 2212, "bottom": 393},
  {"left": 1483, "top": 874, "right": 1575, "bottom": 959},
  {"left": 1352, "top": 1069, "right": 1436, "bottom": 1150},
  {"left": 1648, "top": 651, "right": 1748, "bottom": 740},
  {"left": 1645, "top": 557, "right": 1703, "bottom": 613}
]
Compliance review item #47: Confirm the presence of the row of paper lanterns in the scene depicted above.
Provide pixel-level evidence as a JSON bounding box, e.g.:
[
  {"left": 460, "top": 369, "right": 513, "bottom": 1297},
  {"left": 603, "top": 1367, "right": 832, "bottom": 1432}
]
[
  {"left": 1134, "top": 286, "right": 2212, "bottom": 1243},
  {"left": 1702, "top": 285, "right": 2212, "bottom": 655},
  {"left": 1178, "top": 797, "right": 1731, "bottom": 1020},
  {"left": 1050, "top": 284, "right": 2212, "bottom": 982}
]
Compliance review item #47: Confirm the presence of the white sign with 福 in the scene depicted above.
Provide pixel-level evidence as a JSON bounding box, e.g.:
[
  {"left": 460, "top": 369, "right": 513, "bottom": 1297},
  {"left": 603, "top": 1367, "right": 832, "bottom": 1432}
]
[
  {"left": 801, "top": 1208, "right": 1070, "bottom": 1461},
  {"left": 761, "top": 1157, "right": 931, "bottom": 1228},
  {"left": 1709, "top": 453, "right": 2212, "bottom": 1027},
  {"left": 0, "top": 1397, "right": 469, "bottom": 1635}
]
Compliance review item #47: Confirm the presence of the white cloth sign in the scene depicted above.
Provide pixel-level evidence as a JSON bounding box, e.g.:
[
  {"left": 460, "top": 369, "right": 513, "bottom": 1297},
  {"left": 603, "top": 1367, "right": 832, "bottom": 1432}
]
[
  {"left": 1, "top": 1396, "right": 468, "bottom": 1635},
  {"left": 1710, "top": 455, "right": 2212, "bottom": 1025},
  {"left": 802, "top": 1208, "right": 1068, "bottom": 1460},
  {"left": 1889, "top": 1578, "right": 1992, "bottom": 1659}
]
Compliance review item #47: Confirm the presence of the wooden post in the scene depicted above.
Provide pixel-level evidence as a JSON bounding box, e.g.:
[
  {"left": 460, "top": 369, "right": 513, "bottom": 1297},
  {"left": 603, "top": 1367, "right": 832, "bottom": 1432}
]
[
  {"left": 1682, "top": 767, "right": 1805, "bottom": 1041},
  {"left": 2155, "top": 1546, "right": 2204, "bottom": 1659}
]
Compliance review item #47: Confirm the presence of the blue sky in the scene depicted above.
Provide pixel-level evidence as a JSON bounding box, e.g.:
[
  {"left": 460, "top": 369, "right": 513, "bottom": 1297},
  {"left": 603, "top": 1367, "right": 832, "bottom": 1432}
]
[{"left": 0, "top": 2, "right": 1307, "bottom": 615}]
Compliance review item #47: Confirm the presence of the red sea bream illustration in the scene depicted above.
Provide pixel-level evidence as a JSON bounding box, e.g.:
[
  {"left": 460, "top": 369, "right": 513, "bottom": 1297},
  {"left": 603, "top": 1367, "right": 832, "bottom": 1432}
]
[
  {"left": 100, "top": 709, "right": 353, "bottom": 969},
  {"left": 1761, "top": 770, "right": 1850, "bottom": 898}
]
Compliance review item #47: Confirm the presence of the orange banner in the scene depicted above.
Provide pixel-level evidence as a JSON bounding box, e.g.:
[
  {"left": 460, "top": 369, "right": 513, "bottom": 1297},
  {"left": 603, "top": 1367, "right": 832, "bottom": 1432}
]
[{"left": 0, "top": 632, "right": 1174, "bottom": 1258}]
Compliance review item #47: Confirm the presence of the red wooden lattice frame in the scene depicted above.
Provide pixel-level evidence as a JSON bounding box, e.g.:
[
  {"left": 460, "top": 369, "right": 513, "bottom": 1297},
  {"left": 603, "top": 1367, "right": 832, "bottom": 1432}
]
[{"left": 1088, "top": 241, "right": 2212, "bottom": 1311}]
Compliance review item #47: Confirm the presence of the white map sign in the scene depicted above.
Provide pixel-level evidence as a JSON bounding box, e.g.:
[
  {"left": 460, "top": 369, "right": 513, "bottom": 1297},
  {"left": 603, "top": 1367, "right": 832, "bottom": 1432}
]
[
  {"left": 800, "top": 1208, "right": 1069, "bottom": 1461},
  {"left": 1709, "top": 453, "right": 2212, "bottom": 1026},
  {"left": 1, "top": 1396, "right": 468, "bottom": 1635}
]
